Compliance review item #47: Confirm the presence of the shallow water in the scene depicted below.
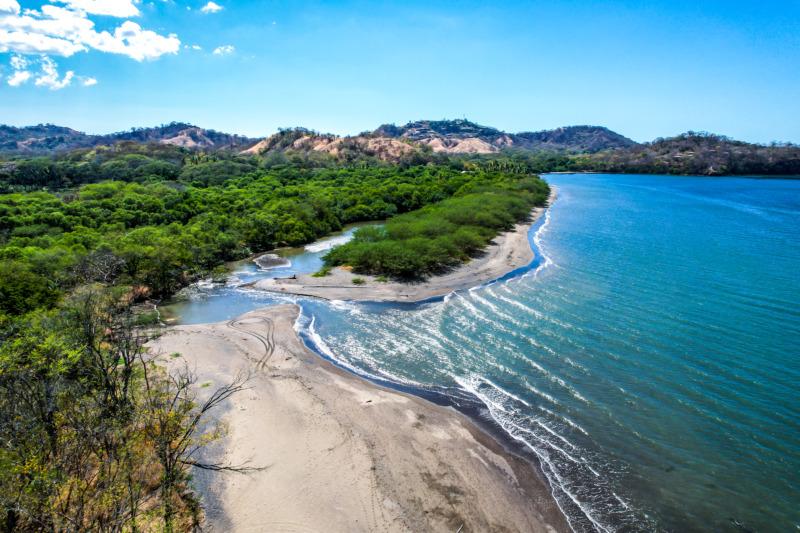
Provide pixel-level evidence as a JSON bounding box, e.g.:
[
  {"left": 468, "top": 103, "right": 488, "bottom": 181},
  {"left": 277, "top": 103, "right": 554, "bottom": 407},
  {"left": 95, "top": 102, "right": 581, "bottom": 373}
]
[
  {"left": 167, "top": 174, "right": 800, "bottom": 532},
  {"left": 159, "top": 225, "right": 368, "bottom": 323}
]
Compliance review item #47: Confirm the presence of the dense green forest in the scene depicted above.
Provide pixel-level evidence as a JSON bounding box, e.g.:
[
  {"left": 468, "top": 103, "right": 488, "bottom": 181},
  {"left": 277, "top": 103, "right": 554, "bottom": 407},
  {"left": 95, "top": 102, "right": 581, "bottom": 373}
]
[
  {"left": 324, "top": 177, "right": 549, "bottom": 278},
  {"left": 0, "top": 136, "right": 441, "bottom": 193},
  {"left": 0, "top": 156, "right": 538, "bottom": 317},
  {"left": 0, "top": 143, "right": 256, "bottom": 192}
]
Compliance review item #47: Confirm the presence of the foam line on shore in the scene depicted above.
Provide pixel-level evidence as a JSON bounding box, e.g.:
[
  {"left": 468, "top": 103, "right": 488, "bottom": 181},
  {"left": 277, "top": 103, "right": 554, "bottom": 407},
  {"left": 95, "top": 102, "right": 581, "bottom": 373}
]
[{"left": 281, "top": 188, "right": 616, "bottom": 532}]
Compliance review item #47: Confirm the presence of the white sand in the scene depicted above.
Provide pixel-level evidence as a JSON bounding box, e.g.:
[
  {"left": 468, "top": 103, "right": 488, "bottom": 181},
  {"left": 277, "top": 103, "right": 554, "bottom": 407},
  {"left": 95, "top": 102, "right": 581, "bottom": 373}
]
[{"left": 148, "top": 305, "right": 568, "bottom": 532}]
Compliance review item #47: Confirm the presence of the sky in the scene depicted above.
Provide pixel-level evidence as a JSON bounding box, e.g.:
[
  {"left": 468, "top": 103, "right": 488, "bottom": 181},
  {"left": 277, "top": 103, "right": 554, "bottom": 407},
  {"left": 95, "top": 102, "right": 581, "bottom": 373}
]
[{"left": 0, "top": 0, "right": 798, "bottom": 143}]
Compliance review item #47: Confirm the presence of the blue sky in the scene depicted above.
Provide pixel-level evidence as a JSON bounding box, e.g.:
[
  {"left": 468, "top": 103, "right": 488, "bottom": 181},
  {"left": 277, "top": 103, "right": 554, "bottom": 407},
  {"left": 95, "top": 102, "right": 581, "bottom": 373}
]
[{"left": 1, "top": 0, "right": 798, "bottom": 143}]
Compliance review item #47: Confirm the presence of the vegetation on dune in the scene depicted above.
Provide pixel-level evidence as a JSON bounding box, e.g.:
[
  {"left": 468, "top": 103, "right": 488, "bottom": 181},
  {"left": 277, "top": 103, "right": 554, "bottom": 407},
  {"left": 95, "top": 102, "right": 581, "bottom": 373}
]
[{"left": 323, "top": 176, "right": 549, "bottom": 279}]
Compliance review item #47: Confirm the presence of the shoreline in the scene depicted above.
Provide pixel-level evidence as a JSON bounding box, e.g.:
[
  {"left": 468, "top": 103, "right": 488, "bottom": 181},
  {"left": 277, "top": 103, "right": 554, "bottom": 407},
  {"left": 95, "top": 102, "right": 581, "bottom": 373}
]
[
  {"left": 148, "top": 304, "right": 571, "bottom": 532},
  {"left": 252, "top": 187, "right": 557, "bottom": 302}
]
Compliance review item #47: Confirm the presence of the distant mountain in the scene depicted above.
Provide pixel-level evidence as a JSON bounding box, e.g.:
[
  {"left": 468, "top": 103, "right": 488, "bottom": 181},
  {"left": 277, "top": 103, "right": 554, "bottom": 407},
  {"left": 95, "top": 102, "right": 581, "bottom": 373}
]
[
  {"left": 512, "top": 125, "right": 638, "bottom": 152},
  {"left": 0, "top": 122, "right": 258, "bottom": 155},
  {"left": 372, "top": 119, "right": 637, "bottom": 154},
  {"left": 3, "top": 121, "right": 797, "bottom": 176},
  {"left": 0, "top": 124, "right": 94, "bottom": 153},
  {"left": 0, "top": 119, "right": 638, "bottom": 157},
  {"left": 585, "top": 132, "right": 800, "bottom": 175},
  {"left": 240, "top": 128, "right": 421, "bottom": 162},
  {"left": 242, "top": 119, "right": 638, "bottom": 159}
]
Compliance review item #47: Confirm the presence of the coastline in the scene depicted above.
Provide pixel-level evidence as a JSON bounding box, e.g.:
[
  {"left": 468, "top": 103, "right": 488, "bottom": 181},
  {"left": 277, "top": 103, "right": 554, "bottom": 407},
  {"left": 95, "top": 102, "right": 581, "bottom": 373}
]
[
  {"left": 148, "top": 304, "right": 570, "bottom": 532},
  {"left": 252, "top": 187, "right": 557, "bottom": 302}
]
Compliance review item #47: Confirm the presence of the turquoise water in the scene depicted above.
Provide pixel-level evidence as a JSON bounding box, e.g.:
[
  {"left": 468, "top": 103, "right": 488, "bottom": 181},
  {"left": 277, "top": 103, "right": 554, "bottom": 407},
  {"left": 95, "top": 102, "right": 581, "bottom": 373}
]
[{"left": 169, "top": 174, "right": 800, "bottom": 532}]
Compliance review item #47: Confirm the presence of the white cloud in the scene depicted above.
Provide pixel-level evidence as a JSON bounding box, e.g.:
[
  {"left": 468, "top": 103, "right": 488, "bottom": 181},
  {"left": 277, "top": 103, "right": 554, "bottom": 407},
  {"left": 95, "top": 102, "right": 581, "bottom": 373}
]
[
  {"left": 7, "top": 52, "right": 29, "bottom": 85},
  {"left": 6, "top": 54, "right": 95, "bottom": 89},
  {"left": 0, "top": 0, "right": 20, "bottom": 16},
  {"left": 53, "top": 0, "right": 139, "bottom": 18},
  {"left": 212, "top": 43, "right": 233, "bottom": 55},
  {"left": 34, "top": 55, "right": 73, "bottom": 89},
  {"left": 88, "top": 20, "right": 180, "bottom": 61},
  {"left": 9, "top": 52, "right": 26, "bottom": 69},
  {"left": 200, "top": 1, "right": 222, "bottom": 14},
  {"left": 7, "top": 68, "right": 30, "bottom": 85},
  {"left": 0, "top": 5, "right": 91, "bottom": 56},
  {"left": 0, "top": 1, "right": 179, "bottom": 60},
  {"left": 190, "top": 43, "right": 200, "bottom": 50}
]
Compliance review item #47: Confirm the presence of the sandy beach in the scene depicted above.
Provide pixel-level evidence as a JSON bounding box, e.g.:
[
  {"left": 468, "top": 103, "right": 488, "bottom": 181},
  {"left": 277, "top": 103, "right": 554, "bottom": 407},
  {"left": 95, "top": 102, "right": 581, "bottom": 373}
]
[
  {"left": 252, "top": 188, "right": 557, "bottom": 302},
  {"left": 148, "top": 304, "right": 569, "bottom": 532}
]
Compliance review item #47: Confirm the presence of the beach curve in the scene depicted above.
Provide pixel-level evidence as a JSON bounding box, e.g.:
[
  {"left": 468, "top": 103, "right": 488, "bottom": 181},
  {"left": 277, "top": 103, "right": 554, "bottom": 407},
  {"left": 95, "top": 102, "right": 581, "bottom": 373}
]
[{"left": 147, "top": 304, "right": 570, "bottom": 532}]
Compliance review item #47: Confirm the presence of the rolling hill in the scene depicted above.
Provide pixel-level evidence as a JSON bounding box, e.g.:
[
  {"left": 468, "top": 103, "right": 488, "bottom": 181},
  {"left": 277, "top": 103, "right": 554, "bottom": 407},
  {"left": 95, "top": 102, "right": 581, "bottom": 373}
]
[{"left": 0, "top": 122, "right": 258, "bottom": 155}]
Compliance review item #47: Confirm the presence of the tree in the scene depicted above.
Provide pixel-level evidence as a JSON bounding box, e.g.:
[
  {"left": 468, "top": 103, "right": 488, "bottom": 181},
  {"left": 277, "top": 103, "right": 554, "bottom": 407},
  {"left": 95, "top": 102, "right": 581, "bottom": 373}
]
[{"left": 0, "top": 287, "right": 256, "bottom": 531}]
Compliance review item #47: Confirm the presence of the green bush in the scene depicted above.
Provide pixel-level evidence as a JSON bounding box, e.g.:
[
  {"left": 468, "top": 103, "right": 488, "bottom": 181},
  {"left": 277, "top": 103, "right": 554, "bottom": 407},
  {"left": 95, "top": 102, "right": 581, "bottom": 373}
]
[
  {"left": 312, "top": 265, "right": 332, "bottom": 277},
  {"left": 323, "top": 179, "right": 549, "bottom": 280}
]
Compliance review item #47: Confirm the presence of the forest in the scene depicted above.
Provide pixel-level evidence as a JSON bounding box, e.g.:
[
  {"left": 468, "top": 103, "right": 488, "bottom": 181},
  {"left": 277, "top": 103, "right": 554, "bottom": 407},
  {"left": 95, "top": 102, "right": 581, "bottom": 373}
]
[{"left": 1, "top": 163, "right": 520, "bottom": 316}]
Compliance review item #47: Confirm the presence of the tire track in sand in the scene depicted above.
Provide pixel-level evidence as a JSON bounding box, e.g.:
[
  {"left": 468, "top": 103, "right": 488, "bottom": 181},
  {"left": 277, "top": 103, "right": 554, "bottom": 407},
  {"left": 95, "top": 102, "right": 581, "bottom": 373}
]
[{"left": 226, "top": 317, "right": 275, "bottom": 370}]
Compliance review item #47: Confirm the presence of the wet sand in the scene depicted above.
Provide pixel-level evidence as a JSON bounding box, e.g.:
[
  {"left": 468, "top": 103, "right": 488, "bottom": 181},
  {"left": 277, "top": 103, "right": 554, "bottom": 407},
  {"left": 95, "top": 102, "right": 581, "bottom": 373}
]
[
  {"left": 253, "top": 188, "right": 557, "bottom": 302},
  {"left": 148, "top": 304, "right": 569, "bottom": 532}
]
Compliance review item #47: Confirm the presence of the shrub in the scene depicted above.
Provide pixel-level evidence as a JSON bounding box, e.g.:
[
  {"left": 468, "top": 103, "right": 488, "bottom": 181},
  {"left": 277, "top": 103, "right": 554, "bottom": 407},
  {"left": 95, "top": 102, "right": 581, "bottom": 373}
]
[
  {"left": 323, "top": 178, "right": 549, "bottom": 280},
  {"left": 312, "top": 265, "right": 332, "bottom": 277}
]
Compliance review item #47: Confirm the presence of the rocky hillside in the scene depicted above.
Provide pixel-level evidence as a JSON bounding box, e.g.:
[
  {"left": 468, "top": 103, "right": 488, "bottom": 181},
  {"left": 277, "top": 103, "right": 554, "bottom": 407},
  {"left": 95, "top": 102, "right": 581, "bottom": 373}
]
[
  {"left": 373, "top": 119, "right": 637, "bottom": 154},
  {"left": 0, "top": 124, "right": 93, "bottom": 153},
  {"left": 4, "top": 120, "right": 797, "bottom": 175},
  {"left": 0, "top": 119, "right": 637, "bottom": 157},
  {"left": 241, "top": 128, "right": 419, "bottom": 162},
  {"left": 242, "top": 120, "right": 639, "bottom": 160},
  {"left": 0, "top": 122, "right": 257, "bottom": 154}
]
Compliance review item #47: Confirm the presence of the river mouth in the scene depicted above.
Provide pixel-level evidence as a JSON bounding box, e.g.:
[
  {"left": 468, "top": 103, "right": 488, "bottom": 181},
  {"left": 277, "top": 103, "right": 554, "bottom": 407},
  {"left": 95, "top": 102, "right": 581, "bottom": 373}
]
[{"left": 159, "top": 222, "right": 377, "bottom": 325}]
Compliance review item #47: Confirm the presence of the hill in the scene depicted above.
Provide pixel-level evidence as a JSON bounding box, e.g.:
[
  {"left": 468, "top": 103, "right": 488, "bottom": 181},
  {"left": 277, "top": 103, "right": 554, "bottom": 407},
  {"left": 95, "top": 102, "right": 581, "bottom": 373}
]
[
  {"left": 241, "top": 120, "right": 638, "bottom": 160},
  {"left": 373, "top": 119, "right": 637, "bottom": 154},
  {"left": 2, "top": 120, "right": 798, "bottom": 176},
  {"left": 582, "top": 132, "right": 800, "bottom": 175},
  {"left": 0, "top": 119, "right": 637, "bottom": 158},
  {"left": 0, "top": 122, "right": 258, "bottom": 154},
  {"left": 512, "top": 125, "right": 638, "bottom": 152},
  {"left": 241, "top": 128, "right": 420, "bottom": 162}
]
